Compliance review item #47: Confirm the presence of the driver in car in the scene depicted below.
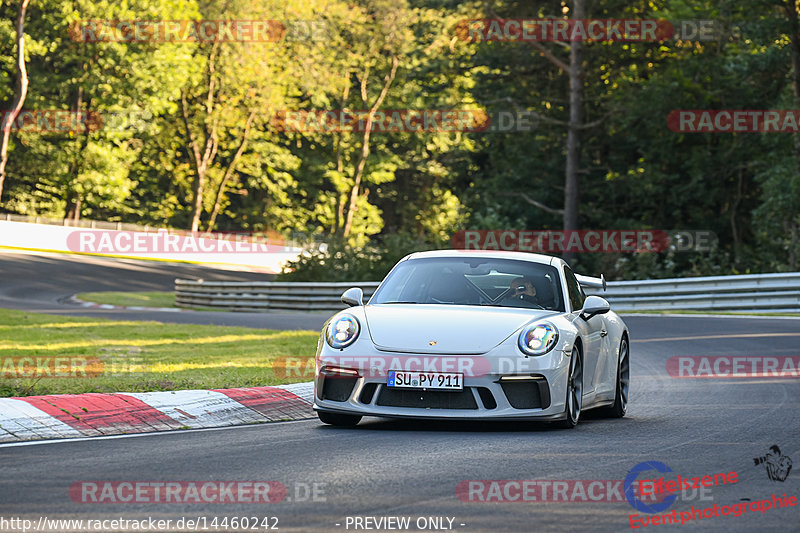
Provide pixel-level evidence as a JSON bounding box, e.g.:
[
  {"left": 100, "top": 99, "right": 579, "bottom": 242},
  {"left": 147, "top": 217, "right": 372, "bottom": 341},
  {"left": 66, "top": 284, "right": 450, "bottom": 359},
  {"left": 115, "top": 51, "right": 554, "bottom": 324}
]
[{"left": 506, "top": 277, "right": 540, "bottom": 307}]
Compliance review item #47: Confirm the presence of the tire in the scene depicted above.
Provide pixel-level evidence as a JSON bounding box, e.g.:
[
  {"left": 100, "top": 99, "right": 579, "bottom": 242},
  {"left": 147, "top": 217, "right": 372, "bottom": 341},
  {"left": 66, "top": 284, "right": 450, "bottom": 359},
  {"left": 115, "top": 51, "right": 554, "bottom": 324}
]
[
  {"left": 598, "top": 336, "right": 629, "bottom": 418},
  {"left": 556, "top": 345, "right": 583, "bottom": 429},
  {"left": 318, "top": 411, "right": 362, "bottom": 427}
]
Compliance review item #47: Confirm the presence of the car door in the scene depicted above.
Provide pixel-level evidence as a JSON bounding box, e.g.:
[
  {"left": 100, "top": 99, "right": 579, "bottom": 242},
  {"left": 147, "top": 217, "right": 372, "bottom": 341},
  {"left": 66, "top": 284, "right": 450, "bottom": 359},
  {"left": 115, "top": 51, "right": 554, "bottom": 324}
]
[{"left": 564, "top": 266, "right": 606, "bottom": 396}]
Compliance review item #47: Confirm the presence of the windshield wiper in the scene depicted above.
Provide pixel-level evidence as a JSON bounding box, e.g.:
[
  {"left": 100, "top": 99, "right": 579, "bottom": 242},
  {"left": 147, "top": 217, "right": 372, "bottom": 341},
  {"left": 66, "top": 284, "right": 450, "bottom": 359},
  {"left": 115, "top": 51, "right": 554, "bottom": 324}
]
[{"left": 380, "top": 301, "right": 418, "bottom": 304}]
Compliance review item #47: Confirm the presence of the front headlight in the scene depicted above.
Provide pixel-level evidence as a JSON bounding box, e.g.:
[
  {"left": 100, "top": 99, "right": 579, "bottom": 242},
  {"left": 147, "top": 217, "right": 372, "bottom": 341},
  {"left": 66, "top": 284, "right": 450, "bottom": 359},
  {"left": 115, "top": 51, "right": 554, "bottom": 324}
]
[
  {"left": 326, "top": 314, "right": 360, "bottom": 349},
  {"left": 518, "top": 321, "right": 559, "bottom": 356}
]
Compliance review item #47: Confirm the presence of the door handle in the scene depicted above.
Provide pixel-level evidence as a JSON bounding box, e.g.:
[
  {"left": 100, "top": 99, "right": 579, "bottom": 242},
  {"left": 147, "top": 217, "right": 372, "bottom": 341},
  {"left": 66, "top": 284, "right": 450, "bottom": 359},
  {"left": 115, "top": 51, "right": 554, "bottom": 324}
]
[{"left": 600, "top": 329, "right": 608, "bottom": 337}]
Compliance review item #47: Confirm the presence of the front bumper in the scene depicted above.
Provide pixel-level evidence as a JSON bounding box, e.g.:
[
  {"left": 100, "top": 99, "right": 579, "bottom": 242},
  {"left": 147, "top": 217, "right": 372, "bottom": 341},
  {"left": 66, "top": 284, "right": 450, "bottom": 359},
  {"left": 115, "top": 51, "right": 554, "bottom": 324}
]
[{"left": 313, "top": 359, "right": 570, "bottom": 421}]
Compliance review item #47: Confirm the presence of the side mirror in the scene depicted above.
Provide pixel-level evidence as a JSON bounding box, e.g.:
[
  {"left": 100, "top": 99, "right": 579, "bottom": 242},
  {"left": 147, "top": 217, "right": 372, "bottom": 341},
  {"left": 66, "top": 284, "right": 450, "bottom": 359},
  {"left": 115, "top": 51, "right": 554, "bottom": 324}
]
[
  {"left": 341, "top": 287, "right": 364, "bottom": 307},
  {"left": 580, "top": 295, "right": 610, "bottom": 320}
]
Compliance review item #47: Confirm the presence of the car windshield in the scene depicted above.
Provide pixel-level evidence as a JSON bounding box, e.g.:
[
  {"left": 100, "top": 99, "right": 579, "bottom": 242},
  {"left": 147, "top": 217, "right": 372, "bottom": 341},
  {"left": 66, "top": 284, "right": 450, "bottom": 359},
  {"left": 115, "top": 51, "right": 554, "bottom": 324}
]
[{"left": 370, "top": 257, "right": 565, "bottom": 312}]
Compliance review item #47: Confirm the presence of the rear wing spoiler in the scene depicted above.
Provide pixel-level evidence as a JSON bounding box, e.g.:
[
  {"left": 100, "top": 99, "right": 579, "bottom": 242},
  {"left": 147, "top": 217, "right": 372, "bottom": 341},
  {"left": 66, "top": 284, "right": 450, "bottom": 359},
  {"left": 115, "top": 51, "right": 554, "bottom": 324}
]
[{"left": 576, "top": 273, "right": 607, "bottom": 292}]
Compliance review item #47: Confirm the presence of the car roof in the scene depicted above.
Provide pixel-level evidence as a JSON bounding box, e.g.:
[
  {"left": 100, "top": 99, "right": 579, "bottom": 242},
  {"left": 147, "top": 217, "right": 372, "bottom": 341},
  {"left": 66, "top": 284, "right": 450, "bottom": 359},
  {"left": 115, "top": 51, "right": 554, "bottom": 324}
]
[{"left": 403, "top": 249, "right": 564, "bottom": 267}]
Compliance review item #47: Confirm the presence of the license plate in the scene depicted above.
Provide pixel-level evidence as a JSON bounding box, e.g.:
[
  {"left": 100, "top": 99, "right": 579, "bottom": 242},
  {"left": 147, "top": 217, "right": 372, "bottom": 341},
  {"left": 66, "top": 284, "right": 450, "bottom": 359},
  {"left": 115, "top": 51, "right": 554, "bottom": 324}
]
[{"left": 387, "top": 370, "right": 463, "bottom": 391}]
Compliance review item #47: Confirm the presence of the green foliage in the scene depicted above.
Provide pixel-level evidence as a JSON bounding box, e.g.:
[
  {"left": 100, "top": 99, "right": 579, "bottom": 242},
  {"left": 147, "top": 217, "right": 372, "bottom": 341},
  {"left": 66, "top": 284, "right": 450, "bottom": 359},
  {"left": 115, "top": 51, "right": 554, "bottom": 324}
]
[
  {"left": 1, "top": 0, "right": 799, "bottom": 278},
  {"left": 279, "top": 232, "right": 436, "bottom": 281}
]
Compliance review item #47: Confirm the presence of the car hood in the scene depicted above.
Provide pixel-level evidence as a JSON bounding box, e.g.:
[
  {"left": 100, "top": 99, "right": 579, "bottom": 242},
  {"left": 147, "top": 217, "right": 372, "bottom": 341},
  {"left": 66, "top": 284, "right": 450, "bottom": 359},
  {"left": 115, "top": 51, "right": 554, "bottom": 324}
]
[{"left": 364, "top": 304, "right": 557, "bottom": 354}]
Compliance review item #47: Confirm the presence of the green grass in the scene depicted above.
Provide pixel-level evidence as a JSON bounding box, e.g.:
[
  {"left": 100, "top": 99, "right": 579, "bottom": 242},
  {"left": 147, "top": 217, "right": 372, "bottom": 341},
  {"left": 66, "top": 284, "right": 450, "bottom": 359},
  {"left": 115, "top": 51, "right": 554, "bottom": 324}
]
[
  {"left": 0, "top": 308, "right": 318, "bottom": 397},
  {"left": 78, "top": 291, "right": 223, "bottom": 312},
  {"left": 78, "top": 291, "right": 176, "bottom": 308}
]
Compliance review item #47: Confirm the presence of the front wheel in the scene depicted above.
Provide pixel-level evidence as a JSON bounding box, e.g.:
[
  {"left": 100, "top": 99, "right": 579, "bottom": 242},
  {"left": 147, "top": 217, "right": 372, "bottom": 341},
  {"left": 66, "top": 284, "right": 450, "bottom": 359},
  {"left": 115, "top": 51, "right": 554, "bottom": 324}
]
[
  {"left": 555, "top": 346, "right": 583, "bottom": 429},
  {"left": 318, "top": 411, "right": 362, "bottom": 427}
]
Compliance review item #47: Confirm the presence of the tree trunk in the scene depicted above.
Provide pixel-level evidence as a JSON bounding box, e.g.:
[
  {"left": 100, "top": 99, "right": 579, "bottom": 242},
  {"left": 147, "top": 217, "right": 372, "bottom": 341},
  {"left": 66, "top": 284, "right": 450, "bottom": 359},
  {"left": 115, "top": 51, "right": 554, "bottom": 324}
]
[
  {"left": 183, "top": 43, "right": 221, "bottom": 232},
  {"left": 0, "top": 0, "right": 32, "bottom": 204},
  {"left": 729, "top": 170, "right": 743, "bottom": 266},
  {"left": 562, "top": 0, "right": 585, "bottom": 264},
  {"left": 342, "top": 56, "right": 399, "bottom": 238},
  {"left": 65, "top": 87, "right": 91, "bottom": 222},
  {"left": 333, "top": 78, "right": 351, "bottom": 235},
  {"left": 207, "top": 110, "right": 257, "bottom": 230},
  {"left": 182, "top": 89, "right": 218, "bottom": 233},
  {"left": 786, "top": 0, "right": 800, "bottom": 270}
]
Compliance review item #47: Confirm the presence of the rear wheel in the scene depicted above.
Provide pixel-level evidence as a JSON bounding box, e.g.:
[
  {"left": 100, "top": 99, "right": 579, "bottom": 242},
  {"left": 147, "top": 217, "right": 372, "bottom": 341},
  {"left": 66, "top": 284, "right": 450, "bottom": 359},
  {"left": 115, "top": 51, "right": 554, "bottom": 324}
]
[
  {"left": 556, "top": 346, "right": 583, "bottom": 429},
  {"left": 599, "top": 336, "right": 629, "bottom": 418},
  {"left": 318, "top": 411, "right": 362, "bottom": 427}
]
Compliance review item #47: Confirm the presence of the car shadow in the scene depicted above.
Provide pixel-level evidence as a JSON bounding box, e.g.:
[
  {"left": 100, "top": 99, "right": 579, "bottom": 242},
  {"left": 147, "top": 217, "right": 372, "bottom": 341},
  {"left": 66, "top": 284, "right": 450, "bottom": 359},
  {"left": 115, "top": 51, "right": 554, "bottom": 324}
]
[{"left": 315, "top": 413, "right": 616, "bottom": 433}]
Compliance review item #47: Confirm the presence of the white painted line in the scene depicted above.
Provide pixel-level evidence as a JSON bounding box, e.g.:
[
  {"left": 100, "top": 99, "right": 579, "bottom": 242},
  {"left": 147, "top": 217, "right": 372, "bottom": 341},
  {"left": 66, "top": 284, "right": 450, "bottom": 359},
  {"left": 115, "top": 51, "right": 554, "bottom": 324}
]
[
  {"left": 126, "top": 390, "right": 264, "bottom": 429},
  {"left": 0, "top": 419, "right": 314, "bottom": 448}
]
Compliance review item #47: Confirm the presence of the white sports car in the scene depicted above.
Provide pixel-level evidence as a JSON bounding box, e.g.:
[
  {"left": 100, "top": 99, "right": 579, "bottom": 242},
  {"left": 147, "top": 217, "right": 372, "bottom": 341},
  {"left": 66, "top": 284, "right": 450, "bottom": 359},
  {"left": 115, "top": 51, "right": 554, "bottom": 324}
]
[{"left": 314, "top": 250, "right": 629, "bottom": 428}]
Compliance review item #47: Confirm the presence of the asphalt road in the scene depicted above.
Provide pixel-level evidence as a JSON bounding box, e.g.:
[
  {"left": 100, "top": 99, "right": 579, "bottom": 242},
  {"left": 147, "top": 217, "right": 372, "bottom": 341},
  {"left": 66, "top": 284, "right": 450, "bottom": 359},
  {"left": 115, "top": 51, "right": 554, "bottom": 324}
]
[
  {"left": 0, "top": 251, "right": 331, "bottom": 331},
  {"left": 0, "top": 251, "right": 798, "bottom": 532}
]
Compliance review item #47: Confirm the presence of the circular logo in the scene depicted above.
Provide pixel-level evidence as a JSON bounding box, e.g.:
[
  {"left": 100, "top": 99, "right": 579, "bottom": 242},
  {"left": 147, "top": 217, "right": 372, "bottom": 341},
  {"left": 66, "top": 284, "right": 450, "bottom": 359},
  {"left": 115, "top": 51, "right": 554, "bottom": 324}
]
[{"left": 624, "top": 461, "right": 677, "bottom": 513}]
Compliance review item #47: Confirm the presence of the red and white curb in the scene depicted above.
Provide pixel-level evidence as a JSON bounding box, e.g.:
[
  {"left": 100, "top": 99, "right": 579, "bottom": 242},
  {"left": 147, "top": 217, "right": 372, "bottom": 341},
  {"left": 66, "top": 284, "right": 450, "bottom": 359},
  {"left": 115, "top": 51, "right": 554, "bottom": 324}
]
[{"left": 0, "top": 382, "right": 314, "bottom": 443}]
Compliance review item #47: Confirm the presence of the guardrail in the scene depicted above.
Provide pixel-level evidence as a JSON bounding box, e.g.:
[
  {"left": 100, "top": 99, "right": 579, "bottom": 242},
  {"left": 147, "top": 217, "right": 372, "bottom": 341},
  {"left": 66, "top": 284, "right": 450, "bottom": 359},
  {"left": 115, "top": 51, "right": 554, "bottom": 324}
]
[
  {"left": 2, "top": 212, "right": 165, "bottom": 232},
  {"left": 175, "top": 280, "right": 381, "bottom": 312},
  {"left": 175, "top": 272, "right": 800, "bottom": 313},
  {"left": 585, "top": 272, "right": 800, "bottom": 312}
]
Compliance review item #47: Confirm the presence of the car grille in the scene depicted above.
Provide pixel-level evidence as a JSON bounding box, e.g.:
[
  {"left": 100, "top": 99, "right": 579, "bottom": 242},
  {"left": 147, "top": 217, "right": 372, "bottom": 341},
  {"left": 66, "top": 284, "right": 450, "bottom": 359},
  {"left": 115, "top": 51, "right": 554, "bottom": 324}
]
[{"left": 376, "top": 387, "right": 478, "bottom": 409}]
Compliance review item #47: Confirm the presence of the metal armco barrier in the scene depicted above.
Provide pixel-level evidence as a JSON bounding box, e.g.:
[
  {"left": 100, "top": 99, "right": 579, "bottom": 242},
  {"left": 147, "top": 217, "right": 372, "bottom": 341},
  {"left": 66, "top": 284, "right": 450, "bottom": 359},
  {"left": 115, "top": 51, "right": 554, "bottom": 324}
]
[
  {"left": 175, "top": 272, "right": 800, "bottom": 313},
  {"left": 585, "top": 272, "right": 800, "bottom": 312},
  {"left": 175, "top": 280, "right": 381, "bottom": 312}
]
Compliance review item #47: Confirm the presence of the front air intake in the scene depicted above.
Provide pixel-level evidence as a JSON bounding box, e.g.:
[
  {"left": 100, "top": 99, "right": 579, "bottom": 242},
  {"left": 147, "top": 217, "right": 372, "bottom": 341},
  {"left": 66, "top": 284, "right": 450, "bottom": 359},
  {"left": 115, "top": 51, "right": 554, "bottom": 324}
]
[{"left": 377, "top": 388, "right": 478, "bottom": 409}]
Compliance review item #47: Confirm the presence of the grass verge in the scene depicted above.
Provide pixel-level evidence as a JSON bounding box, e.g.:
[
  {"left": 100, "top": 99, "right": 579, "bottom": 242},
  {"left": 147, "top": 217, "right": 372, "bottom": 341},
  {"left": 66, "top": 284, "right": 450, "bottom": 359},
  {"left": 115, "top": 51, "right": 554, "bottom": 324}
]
[
  {"left": 0, "top": 308, "right": 318, "bottom": 397},
  {"left": 77, "top": 291, "right": 222, "bottom": 312},
  {"left": 78, "top": 291, "right": 176, "bottom": 308}
]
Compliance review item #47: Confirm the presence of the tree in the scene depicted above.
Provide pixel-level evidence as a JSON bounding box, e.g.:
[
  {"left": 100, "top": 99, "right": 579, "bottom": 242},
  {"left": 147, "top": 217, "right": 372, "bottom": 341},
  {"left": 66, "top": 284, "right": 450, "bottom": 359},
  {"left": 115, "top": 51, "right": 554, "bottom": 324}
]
[
  {"left": 179, "top": 0, "right": 344, "bottom": 232},
  {"left": 0, "top": 0, "right": 31, "bottom": 203},
  {"left": 0, "top": 0, "right": 200, "bottom": 219},
  {"left": 563, "top": 0, "right": 585, "bottom": 262}
]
